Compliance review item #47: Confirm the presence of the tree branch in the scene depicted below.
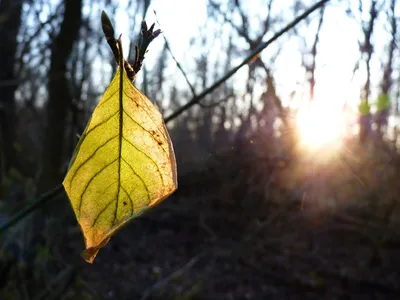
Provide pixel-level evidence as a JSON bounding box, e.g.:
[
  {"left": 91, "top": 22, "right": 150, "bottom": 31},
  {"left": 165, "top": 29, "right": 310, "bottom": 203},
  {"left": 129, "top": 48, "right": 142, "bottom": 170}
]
[{"left": 0, "top": 184, "right": 63, "bottom": 233}]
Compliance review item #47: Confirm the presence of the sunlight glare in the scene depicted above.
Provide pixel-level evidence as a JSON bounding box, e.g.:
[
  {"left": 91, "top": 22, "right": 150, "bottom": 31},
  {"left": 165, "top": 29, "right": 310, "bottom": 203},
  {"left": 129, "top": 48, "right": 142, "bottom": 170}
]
[{"left": 296, "top": 101, "right": 344, "bottom": 150}]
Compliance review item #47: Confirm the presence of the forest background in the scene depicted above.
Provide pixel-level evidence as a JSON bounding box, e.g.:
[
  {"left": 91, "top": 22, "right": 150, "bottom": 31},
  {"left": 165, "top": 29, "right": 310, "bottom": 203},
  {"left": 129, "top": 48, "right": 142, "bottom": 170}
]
[{"left": 1, "top": 0, "right": 400, "bottom": 299}]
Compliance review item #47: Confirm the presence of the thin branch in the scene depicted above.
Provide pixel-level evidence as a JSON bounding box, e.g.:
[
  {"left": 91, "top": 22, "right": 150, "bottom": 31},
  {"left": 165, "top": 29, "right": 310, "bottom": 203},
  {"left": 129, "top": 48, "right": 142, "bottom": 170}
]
[
  {"left": 165, "top": 0, "right": 330, "bottom": 123},
  {"left": 101, "top": 10, "right": 161, "bottom": 82},
  {"left": 153, "top": 10, "right": 197, "bottom": 97},
  {"left": 155, "top": 10, "right": 231, "bottom": 109},
  {"left": 198, "top": 94, "right": 234, "bottom": 108},
  {"left": 208, "top": 0, "right": 251, "bottom": 44},
  {"left": 140, "top": 254, "right": 202, "bottom": 300},
  {"left": 309, "top": 4, "right": 326, "bottom": 100},
  {"left": 0, "top": 184, "right": 63, "bottom": 233},
  {"left": 32, "top": 266, "right": 76, "bottom": 300},
  {"left": 134, "top": 21, "right": 162, "bottom": 74},
  {"left": 17, "top": 4, "right": 62, "bottom": 75},
  {"left": 101, "top": 11, "right": 119, "bottom": 65},
  {"left": 260, "top": 0, "right": 274, "bottom": 41}
]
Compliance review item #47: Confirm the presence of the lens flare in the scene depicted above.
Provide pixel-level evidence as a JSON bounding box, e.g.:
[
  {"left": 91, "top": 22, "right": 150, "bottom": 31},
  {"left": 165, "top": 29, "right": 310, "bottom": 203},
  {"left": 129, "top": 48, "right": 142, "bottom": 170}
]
[{"left": 296, "top": 102, "right": 344, "bottom": 150}]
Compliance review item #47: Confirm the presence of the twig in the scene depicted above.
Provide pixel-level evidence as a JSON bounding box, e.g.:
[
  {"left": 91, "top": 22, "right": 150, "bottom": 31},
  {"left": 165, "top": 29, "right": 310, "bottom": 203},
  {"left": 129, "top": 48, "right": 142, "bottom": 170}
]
[
  {"left": 17, "top": 3, "right": 63, "bottom": 75},
  {"left": 154, "top": 14, "right": 230, "bottom": 110},
  {"left": 0, "top": 184, "right": 63, "bottom": 233},
  {"left": 101, "top": 11, "right": 161, "bottom": 82},
  {"left": 153, "top": 10, "right": 197, "bottom": 97},
  {"left": 164, "top": 0, "right": 330, "bottom": 123},
  {"left": 32, "top": 266, "right": 76, "bottom": 300},
  {"left": 101, "top": 11, "right": 119, "bottom": 65},
  {"left": 16, "top": 261, "right": 31, "bottom": 300},
  {"left": 133, "top": 21, "right": 162, "bottom": 75},
  {"left": 336, "top": 151, "right": 366, "bottom": 187},
  {"left": 198, "top": 94, "right": 234, "bottom": 108},
  {"left": 140, "top": 254, "right": 202, "bottom": 300}
]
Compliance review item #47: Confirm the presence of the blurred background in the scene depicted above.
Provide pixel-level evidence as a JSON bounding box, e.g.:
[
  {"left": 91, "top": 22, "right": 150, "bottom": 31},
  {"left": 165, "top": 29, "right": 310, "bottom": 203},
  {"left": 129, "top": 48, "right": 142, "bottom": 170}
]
[{"left": 1, "top": 0, "right": 400, "bottom": 299}]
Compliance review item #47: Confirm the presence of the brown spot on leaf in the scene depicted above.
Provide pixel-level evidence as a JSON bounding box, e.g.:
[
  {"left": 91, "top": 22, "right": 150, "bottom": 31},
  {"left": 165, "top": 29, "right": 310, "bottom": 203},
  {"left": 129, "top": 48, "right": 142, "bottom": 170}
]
[{"left": 123, "top": 201, "right": 127, "bottom": 206}]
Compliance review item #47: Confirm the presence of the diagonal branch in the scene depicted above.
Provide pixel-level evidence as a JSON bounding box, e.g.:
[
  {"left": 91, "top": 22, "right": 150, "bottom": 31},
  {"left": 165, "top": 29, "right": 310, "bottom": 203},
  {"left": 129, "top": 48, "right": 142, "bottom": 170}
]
[{"left": 0, "top": 184, "right": 63, "bottom": 233}]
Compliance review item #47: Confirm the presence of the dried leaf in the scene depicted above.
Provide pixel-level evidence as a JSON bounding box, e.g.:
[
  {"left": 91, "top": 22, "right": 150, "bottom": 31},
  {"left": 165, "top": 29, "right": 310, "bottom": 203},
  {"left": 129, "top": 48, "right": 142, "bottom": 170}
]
[{"left": 63, "top": 58, "right": 177, "bottom": 263}]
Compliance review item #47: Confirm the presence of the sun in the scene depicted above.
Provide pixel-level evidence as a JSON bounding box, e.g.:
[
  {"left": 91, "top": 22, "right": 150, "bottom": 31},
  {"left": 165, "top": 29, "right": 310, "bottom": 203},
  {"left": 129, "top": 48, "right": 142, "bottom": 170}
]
[{"left": 296, "top": 101, "right": 345, "bottom": 150}]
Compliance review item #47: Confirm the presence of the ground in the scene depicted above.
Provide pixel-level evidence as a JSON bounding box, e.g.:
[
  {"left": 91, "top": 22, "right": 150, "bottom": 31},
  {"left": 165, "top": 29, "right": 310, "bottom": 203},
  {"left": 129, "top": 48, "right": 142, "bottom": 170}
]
[{"left": 61, "top": 168, "right": 400, "bottom": 299}]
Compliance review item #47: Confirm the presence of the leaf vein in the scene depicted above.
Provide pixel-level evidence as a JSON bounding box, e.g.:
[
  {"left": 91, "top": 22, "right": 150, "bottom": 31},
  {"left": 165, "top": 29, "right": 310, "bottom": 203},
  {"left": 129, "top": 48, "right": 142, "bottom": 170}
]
[
  {"left": 123, "top": 91, "right": 168, "bottom": 142},
  {"left": 90, "top": 196, "right": 116, "bottom": 229},
  {"left": 69, "top": 135, "right": 119, "bottom": 187},
  {"left": 114, "top": 58, "right": 124, "bottom": 228},
  {"left": 97, "top": 89, "right": 119, "bottom": 109},
  {"left": 85, "top": 110, "right": 119, "bottom": 138},
  {"left": 122, "top": 110, "right": 168, "bottom": 156},
  {"left": 78, "top": 158, "right": 118, "bottom": 215},
  {"left": 121, "top": 157, "right": 150, "bottom": 202},
  {"left": 120, "top": 185, "right": 134, "bottom": 216},
  {"left": 122, "top": 136, "right": 165, "bottom": 188}
]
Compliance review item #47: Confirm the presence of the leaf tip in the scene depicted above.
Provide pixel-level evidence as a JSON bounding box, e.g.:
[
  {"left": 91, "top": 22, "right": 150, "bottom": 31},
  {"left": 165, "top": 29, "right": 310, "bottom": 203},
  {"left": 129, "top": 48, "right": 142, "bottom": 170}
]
[
  {"left": 82, "top": 247, "right": 99, "bottom": 264},
  {"left": 81, "top": 236, "right": 111, "bottom": 264}
]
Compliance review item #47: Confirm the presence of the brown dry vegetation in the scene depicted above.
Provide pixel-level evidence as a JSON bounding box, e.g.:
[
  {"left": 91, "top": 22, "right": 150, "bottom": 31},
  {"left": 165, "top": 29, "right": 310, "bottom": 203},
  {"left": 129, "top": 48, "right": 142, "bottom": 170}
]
[{"left": 3, "top": 124, "right": 400, "bottom": 299}]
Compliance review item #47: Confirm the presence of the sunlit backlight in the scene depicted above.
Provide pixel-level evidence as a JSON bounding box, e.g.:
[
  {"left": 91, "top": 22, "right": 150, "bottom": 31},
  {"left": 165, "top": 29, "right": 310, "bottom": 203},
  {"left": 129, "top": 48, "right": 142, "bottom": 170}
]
[{"left": 296, "top": 101, "right": 344, "bottom": 150}]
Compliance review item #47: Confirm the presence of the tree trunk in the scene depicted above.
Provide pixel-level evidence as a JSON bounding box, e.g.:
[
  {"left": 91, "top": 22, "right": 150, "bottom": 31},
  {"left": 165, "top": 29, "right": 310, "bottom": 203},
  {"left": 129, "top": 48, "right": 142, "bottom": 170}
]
[
  {"left": 377, "top": 0, "right": 397, "bottom": 139},
  {"left": 0, "top": 0, "right": 23, "bottom": 180},
  {"left": 38, "top": 0, "right": 82, "bottom": 193},
  {"left": 309, "top": 5, "right": 325, "bottom": 101},
  {"left": 359, "top": 0, "right": 378, "bottom": 142}
]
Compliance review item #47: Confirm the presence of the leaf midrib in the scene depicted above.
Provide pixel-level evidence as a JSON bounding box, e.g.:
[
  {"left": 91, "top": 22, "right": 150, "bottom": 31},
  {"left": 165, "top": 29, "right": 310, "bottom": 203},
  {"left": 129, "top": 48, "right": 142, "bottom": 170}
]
[{"left": 114, "top": 56, "right": 124, "bottom": 225}]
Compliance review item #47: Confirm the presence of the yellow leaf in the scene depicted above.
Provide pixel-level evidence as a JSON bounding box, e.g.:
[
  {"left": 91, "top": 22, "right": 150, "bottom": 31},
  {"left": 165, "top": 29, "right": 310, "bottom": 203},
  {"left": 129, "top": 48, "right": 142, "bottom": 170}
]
[{"left": 62, "top": 64, "right": 177, "bottom": 263}]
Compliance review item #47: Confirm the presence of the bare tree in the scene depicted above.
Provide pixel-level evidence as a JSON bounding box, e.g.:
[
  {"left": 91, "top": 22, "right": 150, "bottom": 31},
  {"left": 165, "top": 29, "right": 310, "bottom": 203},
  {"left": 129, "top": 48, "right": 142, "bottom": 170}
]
[
  {"left": 0, "top": 0, "right": 24, "bottom": 179},
  {"left": 358, "top": 0, "right": 379, "bottom": 142},
  {"left": 308, "top": 5, "right": 325, "bottom": 101},
  {"left": 376, "top": 0, "right": 398, "bottom": 138},
  {"left": 38, "top": 0, "right": 83, "bottom": 193},
  {"left": 208, "top": 0, "right": 279, "bottom": 134}
]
